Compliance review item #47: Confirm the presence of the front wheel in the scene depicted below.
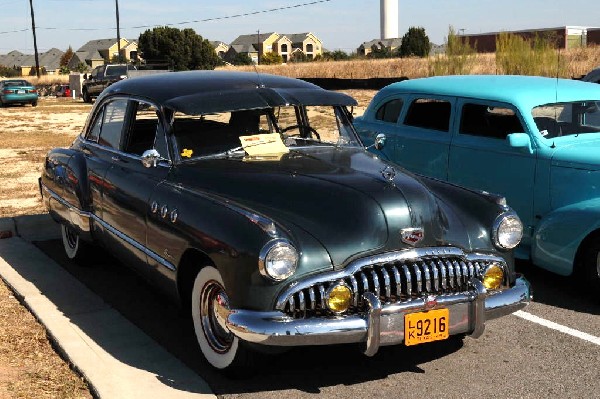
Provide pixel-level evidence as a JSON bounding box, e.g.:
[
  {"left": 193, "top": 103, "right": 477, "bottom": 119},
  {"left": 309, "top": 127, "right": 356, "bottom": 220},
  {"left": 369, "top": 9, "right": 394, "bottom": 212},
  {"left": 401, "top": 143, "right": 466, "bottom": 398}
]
[
  {"left": 582, "top": 242, "right": 600, "bottom": 290},
  {"left": 61, "top": 224, "right": 89, "bottom": 261},
  {"left": 191, "top": 265, "right": 255, "bottom": 376},
  {"left": 82, "top": 88, "right": 92, "bottom": 103}
]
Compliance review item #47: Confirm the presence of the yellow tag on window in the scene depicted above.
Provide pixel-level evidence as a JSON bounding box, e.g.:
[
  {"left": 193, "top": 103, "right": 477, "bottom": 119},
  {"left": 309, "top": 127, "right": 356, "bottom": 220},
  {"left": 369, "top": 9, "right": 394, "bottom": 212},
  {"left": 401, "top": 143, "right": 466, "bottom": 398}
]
[{"left": 181, "top": 148, "right": 193, "bottom": 158}]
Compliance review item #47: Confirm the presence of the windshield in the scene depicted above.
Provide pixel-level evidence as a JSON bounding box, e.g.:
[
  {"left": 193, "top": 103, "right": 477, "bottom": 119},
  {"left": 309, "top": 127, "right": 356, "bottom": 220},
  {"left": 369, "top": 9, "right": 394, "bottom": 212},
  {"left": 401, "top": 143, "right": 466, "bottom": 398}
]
[
  {"left": 532, "top": 101, "right": 600, "bottom": 138},
  {"left": 106, "top": 65, "right": 128, "bottom": 76},
  {"left": 170, "top": 105, "right": 360, "bottom": 160}
]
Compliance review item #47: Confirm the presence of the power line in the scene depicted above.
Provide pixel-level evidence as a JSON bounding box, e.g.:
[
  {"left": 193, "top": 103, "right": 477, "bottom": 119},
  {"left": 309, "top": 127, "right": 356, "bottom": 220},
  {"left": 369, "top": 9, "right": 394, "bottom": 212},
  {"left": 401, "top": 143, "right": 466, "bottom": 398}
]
[{"left": 0, "top": 0, "right": 334, "bottom": 34}]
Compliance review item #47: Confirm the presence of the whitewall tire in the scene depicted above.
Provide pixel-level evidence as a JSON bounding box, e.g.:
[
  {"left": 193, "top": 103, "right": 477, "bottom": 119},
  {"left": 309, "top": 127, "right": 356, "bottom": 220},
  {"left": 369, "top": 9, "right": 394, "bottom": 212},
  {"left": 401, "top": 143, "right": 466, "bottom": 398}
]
[
  {"left": 191, "top": 265, "right": 252, "bottom": 373},
  {"left": 61, "top": 224, "right": 88, "bottom": 261}
]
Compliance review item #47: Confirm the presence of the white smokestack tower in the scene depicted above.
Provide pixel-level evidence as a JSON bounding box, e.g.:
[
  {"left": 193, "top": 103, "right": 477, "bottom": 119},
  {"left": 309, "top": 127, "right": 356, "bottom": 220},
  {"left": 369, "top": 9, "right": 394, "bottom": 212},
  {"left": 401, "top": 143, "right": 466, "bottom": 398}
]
[{"left": 380, "top": 0, "right": 399, "bottom": 39}]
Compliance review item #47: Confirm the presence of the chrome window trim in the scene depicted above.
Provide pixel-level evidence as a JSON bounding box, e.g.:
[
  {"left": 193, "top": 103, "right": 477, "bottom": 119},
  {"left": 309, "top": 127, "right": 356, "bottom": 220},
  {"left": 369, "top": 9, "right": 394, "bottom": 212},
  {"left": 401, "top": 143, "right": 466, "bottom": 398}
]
[
  {"left": 275, "top": 247, "right": 505, "bottom": 310},
  {"left": 82, "top": 140, "right": 171, "bottom": 168}
]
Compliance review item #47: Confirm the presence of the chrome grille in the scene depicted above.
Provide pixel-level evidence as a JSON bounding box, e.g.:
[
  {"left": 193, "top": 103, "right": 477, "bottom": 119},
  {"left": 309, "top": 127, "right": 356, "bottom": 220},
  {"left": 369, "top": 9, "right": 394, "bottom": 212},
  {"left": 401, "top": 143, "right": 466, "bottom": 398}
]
[{"left": 280, "top": 254, "right": 496, "bottom": 318}]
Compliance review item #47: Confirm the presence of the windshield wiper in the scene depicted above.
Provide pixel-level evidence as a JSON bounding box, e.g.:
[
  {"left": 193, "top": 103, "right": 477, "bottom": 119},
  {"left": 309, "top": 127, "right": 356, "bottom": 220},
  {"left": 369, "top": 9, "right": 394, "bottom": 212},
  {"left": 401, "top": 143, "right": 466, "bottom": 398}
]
[{"left": 197, "top": 146, "right": 246, "bottom": 160}]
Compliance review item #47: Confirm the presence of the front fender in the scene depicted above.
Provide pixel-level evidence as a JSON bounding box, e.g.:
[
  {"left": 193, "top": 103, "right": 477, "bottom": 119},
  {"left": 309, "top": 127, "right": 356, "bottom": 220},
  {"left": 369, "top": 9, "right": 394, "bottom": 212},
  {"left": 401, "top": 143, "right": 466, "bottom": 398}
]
[{"left": 532, "top": 198, "right": 600, "bottom": 275}]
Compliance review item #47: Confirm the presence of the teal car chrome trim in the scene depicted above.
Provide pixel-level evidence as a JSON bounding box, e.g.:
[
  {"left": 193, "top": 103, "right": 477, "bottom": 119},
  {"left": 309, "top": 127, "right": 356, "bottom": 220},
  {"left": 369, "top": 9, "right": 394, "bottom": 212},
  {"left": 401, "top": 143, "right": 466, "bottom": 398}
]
[{"left": 221, "top": 275, "right": 530, "bottom": 354}]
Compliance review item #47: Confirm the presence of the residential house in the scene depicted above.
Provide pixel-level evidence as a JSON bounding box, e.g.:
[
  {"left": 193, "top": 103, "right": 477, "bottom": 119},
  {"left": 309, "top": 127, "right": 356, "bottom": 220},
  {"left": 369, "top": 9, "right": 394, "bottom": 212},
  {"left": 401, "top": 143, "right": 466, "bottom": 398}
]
[
  {"left": 69, "top": 38, "right": 138, "bottom": 70},
  {"left": 211, "top": 41, "right": 230, "bottom": 59},
  {"left": 0, "top": 48, "right": 64, "bottom": 75},
  {"left": 357, "top": 38, "right": 402, "bottom": 57},
  {"left": 225, "top": 32, "right": 323, "bottom": 64}
]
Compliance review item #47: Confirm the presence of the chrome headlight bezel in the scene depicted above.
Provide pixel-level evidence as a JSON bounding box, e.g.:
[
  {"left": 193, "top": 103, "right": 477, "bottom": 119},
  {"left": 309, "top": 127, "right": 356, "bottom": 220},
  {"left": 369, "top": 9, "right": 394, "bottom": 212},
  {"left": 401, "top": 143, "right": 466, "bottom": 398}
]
[
  {"left": 258, "top": 239, "right": 299, "bottom": 281},
  {"left": 492, "top": 211, "right": 523, "bottom": 250}
]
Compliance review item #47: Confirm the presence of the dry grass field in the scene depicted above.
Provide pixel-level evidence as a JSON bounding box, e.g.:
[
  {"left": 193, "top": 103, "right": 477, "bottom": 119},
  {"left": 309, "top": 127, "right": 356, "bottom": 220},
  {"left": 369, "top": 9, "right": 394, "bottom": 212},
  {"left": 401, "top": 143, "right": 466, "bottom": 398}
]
[{"left": 0, "top": 46, "right": 599, "bottom": 397}]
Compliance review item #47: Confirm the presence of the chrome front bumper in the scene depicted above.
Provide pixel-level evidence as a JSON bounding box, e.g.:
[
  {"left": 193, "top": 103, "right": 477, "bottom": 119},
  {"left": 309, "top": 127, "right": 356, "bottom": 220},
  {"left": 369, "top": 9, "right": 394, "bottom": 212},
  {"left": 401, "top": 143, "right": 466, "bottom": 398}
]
[{"left": 222, "top": 275, "right": 531, "bottom": 356}]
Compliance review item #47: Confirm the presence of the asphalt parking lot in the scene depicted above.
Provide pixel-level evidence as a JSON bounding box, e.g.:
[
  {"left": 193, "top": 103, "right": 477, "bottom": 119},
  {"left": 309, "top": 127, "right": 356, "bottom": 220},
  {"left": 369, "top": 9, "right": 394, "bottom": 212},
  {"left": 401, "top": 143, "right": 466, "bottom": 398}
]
[{"left": 3, "top": 216, "right": 600, "bottom": 398}]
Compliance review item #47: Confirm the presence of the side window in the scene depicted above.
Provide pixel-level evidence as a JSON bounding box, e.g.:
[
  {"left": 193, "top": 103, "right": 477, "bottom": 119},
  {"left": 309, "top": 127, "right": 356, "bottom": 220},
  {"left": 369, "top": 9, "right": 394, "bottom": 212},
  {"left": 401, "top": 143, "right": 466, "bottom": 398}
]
[
  {"left": 124, "top": 102, "right": 166, "bottom": 157},
  {"left": 404, "top": 98, "right": 451, "bottom": 132},
  {"left": 375, "top": 99, "right": 403, "bottom": 123},
  {"left": 97, "top": 99, "right": 128, "bottom": 150},
  {"left": 87, "top": 107, "right": 104, "bottom": 142},
  {"left": 460, "top": 103, "right": 524, "bottom": 139}
]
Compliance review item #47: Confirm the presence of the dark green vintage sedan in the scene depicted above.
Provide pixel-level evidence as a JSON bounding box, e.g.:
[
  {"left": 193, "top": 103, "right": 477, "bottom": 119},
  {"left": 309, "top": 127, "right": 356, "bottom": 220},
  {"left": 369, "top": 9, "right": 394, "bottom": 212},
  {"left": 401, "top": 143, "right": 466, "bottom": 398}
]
[{"left": 40, "top": 71, "right": 531, "bottom": 375}]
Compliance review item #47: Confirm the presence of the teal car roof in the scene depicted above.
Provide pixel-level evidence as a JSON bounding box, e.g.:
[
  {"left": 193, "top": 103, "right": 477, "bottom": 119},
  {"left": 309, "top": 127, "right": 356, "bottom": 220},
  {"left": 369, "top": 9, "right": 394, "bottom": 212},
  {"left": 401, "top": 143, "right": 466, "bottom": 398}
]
[{"left": 377, "top": 75, "right": 600, "bottom": 110}]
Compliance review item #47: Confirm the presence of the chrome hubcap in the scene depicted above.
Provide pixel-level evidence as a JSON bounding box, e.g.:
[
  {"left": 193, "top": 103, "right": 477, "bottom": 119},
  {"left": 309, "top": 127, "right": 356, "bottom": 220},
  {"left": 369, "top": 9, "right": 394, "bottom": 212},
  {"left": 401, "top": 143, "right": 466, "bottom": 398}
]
[{"left": 200, "top": 280, "right": 233, "bottom": 353}]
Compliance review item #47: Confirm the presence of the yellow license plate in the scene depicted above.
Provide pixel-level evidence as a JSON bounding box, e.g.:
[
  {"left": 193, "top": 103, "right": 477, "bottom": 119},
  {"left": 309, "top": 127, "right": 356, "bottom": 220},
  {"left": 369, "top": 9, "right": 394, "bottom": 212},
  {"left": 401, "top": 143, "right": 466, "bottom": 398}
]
[{"left": 404, "top": 308, "right": 449, "bottom": 346}]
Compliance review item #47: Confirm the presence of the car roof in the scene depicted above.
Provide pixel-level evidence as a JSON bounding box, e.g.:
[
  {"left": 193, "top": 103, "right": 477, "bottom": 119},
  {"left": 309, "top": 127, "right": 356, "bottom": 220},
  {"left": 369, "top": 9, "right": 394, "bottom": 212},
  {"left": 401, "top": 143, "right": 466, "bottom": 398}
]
[
  {"left": 377, "top": 75, "right": 600, "bottom": 110},
  {"left": 102, "top": 70, "right": 357, "bottom": 115}
]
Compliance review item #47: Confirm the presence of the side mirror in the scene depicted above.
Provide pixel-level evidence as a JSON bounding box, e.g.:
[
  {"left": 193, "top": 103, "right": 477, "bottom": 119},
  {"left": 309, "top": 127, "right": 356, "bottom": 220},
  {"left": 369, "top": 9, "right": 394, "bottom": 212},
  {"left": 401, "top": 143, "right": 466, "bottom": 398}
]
[
  {"left": 141, "top": 149, "right": 162, "bottom": 168},
  {"left": 507, "top": 133, "right": 533, "bottom": 154},
  {"left": 374, "top": 133, "right": 386, "bottom": 150}
]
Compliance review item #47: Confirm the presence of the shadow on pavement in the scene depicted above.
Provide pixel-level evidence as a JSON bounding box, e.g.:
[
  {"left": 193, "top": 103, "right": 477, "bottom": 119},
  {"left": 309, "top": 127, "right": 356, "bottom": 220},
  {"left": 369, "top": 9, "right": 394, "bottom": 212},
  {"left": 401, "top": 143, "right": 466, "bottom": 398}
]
[{"left": 36, "top": 239, "right": 465, "bottom": 395}]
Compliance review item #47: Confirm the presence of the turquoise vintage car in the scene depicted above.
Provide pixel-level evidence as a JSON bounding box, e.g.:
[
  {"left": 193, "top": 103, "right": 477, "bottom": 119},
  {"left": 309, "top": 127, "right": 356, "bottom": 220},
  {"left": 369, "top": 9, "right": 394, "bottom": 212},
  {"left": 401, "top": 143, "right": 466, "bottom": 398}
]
[{"left": 355, "top": 75, "right": 600, "bottom": 288}]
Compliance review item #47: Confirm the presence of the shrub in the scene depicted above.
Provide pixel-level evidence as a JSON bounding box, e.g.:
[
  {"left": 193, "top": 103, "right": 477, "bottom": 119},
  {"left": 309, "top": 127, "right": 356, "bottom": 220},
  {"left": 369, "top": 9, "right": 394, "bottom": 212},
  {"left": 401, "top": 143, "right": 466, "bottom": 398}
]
[
  {"left": 429, "top": 26, "right": 476, "bottom": 76},
  {"left": 495, "top": 32, "right": 565, "bottom": 77},
  {"left": 260, "top": 52, "right": 283, "bottom": 65}
]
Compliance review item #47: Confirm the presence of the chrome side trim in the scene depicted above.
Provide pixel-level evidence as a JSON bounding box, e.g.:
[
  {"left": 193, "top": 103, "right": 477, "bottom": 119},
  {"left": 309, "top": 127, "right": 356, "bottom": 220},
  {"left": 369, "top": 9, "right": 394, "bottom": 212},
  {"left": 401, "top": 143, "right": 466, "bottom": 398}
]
[
  {"left": 42, "top": 182, "right": 176, "bottom": 273},
  {"left": 92, "top": 215, "right": 176, "bottom": 272},
  {"left": 276, "top": 247, "right": 505, "bottom": 310},
  {"left": 41, "top": 183, "right": 92, "bottom": 233}
]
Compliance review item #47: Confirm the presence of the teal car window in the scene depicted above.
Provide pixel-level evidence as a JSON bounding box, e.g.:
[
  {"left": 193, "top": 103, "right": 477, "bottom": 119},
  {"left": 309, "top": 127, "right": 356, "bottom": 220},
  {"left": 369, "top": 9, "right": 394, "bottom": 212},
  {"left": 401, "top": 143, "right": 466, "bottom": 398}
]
[
  {"left": 460, "top": 103, "right": 523, "bottom": 139},
  {"left": 533, "top": 101, "right": 600, "bottom": 138},
  {"left": 375, "top": 99, "right": 403, "bottom": 123},
  {"left": 404, "top": 98, "right": 451, "bottom": 132}
]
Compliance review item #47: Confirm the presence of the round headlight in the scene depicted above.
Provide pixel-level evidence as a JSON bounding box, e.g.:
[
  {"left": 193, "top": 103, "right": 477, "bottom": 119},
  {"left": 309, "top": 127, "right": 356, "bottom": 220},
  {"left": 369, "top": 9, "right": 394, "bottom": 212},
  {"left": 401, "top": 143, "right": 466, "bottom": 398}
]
[
  {"left": 259, "top": 239, "right": 298, "bottom": 281},
  {"left": 493, "top": 212, "right": 523, "bottom": 249},
  {"left": 326, "top": 282, "right": 353, "bottom": 314},
  {"left": 482, "top": 263, "right": 504, "bottom": 290}
]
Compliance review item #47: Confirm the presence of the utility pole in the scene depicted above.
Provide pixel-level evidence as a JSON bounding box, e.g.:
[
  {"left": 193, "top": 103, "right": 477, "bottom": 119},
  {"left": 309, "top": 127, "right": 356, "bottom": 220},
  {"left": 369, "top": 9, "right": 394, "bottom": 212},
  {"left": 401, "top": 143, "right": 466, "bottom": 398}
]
[
  {"left": 115, "top": 0, "right": 121, "bottom": 63},
  {"left": 28, "top": 0, "right": 40, "bottom": 78},
  {"left": 256, "top": 30, "right": 260, "bottom": 65}
]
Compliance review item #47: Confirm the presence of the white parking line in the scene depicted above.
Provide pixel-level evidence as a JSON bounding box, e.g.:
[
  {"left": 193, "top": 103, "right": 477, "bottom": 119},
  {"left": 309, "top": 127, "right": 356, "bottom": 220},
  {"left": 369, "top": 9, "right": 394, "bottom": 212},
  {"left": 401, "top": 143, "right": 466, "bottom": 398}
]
[{"left": 514, "top": 310, "right": 600, "bottom": 346}]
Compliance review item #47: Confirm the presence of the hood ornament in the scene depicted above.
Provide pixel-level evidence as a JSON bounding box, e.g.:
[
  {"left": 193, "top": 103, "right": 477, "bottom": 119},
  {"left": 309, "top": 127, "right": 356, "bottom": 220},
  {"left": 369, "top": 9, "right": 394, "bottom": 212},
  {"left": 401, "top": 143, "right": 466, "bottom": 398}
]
[
  {"left": 381, "top": 165, "right": 396, "bottom": 182},
  {"left": 400, "top": 227, "right": 424, "bottom": 246}
]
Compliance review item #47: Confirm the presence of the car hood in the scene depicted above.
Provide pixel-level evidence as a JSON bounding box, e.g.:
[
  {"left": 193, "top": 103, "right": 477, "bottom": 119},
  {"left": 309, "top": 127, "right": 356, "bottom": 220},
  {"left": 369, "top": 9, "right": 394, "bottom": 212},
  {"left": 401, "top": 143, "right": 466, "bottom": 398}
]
[
  {"left": 551, "top": 136, "right": 600, "bottom": 171},
  {"left": 172, "top": 148, "right": 479, "bottom": 267}
]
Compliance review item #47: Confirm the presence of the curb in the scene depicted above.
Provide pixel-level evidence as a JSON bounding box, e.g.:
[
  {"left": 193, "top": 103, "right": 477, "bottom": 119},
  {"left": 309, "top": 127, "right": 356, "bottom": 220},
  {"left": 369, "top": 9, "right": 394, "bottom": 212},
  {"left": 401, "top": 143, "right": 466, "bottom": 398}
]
[{"left": 0, "top": 216, "right": 215, "bottom": 398}]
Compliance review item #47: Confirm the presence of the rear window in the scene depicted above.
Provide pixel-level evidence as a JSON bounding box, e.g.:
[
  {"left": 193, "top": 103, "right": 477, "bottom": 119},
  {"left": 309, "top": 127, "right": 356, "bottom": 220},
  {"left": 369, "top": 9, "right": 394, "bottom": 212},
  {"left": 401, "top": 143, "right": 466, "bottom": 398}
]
[
  {"left": 106, "top": 66, "right": 128, "bottom": 76},
  {"left": 375, "top": 99, "right": 403, "bottom": 123},
  {"left": 404, "top": 98, "right": 451, "bottom": 132}
]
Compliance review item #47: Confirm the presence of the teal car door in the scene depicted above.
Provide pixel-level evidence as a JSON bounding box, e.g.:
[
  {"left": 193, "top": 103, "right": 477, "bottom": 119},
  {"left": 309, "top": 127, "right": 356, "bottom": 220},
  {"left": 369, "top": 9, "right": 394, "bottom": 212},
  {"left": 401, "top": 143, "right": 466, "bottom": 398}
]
[
  {"left": 354, "top": 96, "right": 404, "bottom": 161},
  {"left": 448, "top": 100, "right": 537, "bottom": 243},
  {"left": 394, "top": 95, "right": 455, "bottom": 180}
]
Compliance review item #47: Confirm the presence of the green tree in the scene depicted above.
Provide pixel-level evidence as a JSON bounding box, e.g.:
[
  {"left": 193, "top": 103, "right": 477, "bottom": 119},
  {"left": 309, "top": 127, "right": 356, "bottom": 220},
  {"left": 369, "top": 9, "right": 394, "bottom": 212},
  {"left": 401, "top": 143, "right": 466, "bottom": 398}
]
[
  {"left": 232, "top": 52, "right": 253, "bottom": 66},
  {"left": 320, "top": 50, "right": 350, "bottom": 61},
  {"left": 261, "top": 51, "right": 283, "bottom": 65},
  {"left": 399, "top": 27, "right": 431, "bottom": 57},
  {"left": 73, "top": 62, "right": 89, "bottom": 73},
  {"left": 60, "top": 46, "right": 74, "bottom": 67},
  {"left": 138, "top": 26, "right": 220, "bottom": 71},
  {"left": 369, "top": 45, "right": 393, "bottom": 58},
  {"left": 289, "top": 52, "right": 309, "bottom": 63}
]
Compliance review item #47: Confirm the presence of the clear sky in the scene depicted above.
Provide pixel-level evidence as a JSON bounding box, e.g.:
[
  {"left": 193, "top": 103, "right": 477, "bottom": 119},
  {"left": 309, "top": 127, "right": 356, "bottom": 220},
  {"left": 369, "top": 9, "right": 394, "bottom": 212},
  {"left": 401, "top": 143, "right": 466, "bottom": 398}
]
[{"left": 1, "top": 0, "right": 599, "bottom": 54}]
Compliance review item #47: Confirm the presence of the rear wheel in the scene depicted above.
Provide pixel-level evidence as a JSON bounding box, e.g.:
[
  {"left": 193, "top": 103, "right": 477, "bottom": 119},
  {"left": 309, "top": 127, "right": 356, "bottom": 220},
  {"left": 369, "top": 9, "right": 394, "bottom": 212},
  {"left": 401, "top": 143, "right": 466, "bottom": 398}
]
[
  {"left": 31, "top": 101, "right": 37, "bottom": 107},
  {"left": 582, "top": 241, "right": 600, "bottom": 290},
  {"left": 191, "top": 265, "right": 255, "bottom": 376},
  {"left": 61, "top": 224, "right": 89, "bottom": 261}
]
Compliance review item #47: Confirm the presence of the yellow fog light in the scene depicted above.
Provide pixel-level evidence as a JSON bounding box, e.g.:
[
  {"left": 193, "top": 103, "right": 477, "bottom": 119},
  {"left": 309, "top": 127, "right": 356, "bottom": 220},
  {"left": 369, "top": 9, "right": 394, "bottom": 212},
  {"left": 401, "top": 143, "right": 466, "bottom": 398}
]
[
  {"left": 482, "top": 264, "right": 504, "bottom": 290},
  {"left": 326, "top": 283, "right": 352, "bottom": 314}
]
